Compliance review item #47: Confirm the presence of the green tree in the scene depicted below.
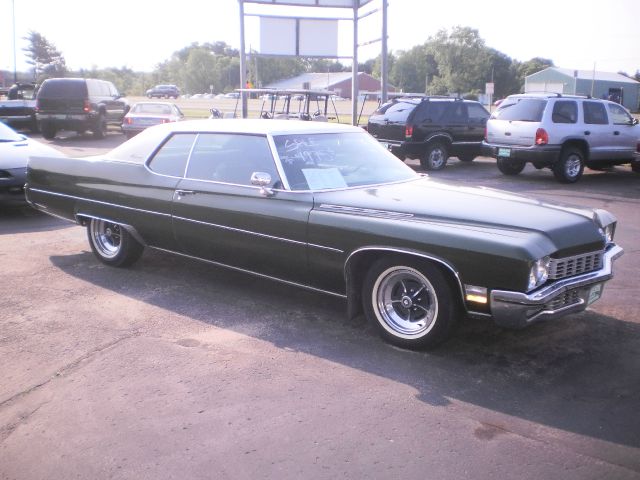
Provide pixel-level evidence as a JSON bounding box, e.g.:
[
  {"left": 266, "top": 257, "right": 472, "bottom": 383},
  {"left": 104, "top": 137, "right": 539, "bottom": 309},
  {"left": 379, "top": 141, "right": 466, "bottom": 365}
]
[
  {"left": 427, "top": 26, "right": 488, "bottom": 96},
  {"left": 23, "top": 31, "right": 67, "bottom": 82}
]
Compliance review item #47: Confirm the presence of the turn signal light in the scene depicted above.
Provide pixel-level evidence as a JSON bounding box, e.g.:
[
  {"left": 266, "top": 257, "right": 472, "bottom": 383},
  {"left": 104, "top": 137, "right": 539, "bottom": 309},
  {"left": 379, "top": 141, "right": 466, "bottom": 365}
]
[{"left": 535, "top": 128, "right": 548, "bottom": 145}]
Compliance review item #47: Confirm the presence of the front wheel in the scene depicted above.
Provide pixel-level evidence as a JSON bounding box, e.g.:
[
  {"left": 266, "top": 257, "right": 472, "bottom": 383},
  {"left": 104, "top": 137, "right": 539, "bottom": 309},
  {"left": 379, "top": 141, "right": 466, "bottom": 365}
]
[
  {"left": 87, "top": 218, "right": 144, "bottom": 267},
  {"left": 421, "top": 143, "right": 449, "bottom": 171},
  {"left": 496, "top": 157, "right": 526, "bottom": 175},
  {"left": 553, "top": 147, "right": 584, "bottom": 183},
  {"left": 362, "top": 257, "right": 459, "bottom": 349}
]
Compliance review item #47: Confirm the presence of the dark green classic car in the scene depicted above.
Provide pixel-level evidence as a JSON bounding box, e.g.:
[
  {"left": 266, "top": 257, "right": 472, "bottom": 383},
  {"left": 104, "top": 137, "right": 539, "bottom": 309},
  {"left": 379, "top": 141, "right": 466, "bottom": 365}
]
[{"left": 26, "top": 119, "right": 623, "bottom": 349}]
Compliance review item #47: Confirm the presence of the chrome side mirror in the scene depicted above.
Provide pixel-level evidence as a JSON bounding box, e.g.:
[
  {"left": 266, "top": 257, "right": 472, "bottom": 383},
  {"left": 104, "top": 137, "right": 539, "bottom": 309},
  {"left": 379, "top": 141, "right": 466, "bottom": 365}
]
[{"left": 251, "top": 172, "right": 274, "bottom": 197}]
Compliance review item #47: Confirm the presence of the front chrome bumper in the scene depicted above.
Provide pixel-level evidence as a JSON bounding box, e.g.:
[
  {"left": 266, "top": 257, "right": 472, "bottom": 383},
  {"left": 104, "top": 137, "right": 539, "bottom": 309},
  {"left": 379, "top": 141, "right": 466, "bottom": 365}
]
[{"left": 490, "top": 244, "right": 623, "bottom": 329}]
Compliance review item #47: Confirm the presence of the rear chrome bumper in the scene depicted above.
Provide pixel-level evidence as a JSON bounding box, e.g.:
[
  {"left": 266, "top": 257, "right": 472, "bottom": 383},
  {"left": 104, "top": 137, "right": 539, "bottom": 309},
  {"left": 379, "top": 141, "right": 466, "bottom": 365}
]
[{"left": 490, "top": 244, "right": 623, "bottom": 329}]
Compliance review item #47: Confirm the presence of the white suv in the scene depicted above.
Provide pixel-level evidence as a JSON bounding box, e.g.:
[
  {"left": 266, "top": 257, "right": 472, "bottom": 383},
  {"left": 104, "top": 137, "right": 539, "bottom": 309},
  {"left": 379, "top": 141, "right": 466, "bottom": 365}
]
[{"left": 483, "top": 93, "right": 640, "bottom": 182}]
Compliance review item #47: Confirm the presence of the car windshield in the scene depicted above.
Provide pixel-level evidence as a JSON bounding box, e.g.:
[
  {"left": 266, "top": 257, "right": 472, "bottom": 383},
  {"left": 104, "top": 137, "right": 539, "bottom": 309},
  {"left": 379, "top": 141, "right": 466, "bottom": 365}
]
[
  {"left": 491, "top": 98, "right": 547, "bottom": 122},
  {"left": 273, "top": 131, "right": 417, "bottom": 190},
  {"left": 0, "top": 122, "right": 24, "bottom": 142}
]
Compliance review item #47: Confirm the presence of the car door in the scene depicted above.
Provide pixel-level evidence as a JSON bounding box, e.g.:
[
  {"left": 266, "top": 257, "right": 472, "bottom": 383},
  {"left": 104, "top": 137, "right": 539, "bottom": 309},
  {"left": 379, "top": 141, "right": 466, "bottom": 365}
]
[
  {"left": 582, "top": 101, "right": 612, "bottom": 160},
  {"left": 607, "top": 102, "right": 638, "bottom": 159},
  {"left": 171, "top": 132, "right": 313, "bottom": 284}
]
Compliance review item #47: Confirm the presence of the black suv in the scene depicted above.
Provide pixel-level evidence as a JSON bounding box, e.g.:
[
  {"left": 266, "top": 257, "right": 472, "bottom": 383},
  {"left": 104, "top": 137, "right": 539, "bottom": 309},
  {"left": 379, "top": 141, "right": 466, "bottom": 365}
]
[
  {"left": 367, "top": 97, "right": 490, "bottom": 170},
  {"left": 146, "top": 84, "right": 180, "bottom": 99},
  {"left": 36, "top": 78, "right": 128, "bottom": 139}
]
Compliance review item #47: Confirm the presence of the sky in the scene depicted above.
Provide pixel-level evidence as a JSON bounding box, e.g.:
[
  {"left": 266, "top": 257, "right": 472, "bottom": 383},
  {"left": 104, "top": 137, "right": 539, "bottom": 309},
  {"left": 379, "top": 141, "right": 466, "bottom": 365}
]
[{"left": 1, "top": 0, "right": 639, "bottom": 80}]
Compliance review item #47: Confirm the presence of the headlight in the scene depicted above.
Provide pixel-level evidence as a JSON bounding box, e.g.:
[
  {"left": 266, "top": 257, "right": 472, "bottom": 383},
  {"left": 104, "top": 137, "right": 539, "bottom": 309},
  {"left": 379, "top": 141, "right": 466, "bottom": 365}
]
[{"left": 528, "top": 256, "right": 550, "bottom": 291}]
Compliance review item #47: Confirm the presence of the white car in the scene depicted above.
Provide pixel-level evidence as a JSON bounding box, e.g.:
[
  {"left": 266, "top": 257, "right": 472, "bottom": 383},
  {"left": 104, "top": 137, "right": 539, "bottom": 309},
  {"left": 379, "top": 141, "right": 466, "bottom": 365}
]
[{"left": 0, "top": 122, "right": 64, "bottom": 204}]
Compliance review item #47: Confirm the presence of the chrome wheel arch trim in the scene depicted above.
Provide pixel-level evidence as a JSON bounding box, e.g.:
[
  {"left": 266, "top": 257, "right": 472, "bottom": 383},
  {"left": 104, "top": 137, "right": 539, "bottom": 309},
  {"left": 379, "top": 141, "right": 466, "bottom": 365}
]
[
  {"left": 76, "top": 213, "right": 147, "bottom": 246},
  {"left": 344, "top": 246, "right": 469, "bottom": 312}
]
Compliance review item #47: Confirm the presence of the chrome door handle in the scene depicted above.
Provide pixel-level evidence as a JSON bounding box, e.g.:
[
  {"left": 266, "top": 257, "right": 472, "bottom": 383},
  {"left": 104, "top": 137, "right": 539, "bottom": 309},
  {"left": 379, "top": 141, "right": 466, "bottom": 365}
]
[{"left": 175, "top": 189, "right": 195, "bottom": 197}]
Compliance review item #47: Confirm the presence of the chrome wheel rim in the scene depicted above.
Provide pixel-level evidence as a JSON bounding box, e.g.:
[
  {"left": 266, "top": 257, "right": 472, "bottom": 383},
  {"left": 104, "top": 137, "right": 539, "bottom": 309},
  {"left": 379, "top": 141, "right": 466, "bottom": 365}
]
[
  {"left": 90, "top": 220, "right": 122, "bottom": 258},
  {"left": 373, "top": 266, "right": 438, "bottom": 338},
  {"left": 565, "top": 154, "right": 582, "bottom": 177},
  {"left": 429, "top": 148, "right": 445, "bottom": 169}
]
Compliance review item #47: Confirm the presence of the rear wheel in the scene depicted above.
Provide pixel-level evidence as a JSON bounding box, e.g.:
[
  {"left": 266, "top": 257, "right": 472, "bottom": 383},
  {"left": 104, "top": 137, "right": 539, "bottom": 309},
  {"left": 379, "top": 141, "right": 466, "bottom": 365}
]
[
  {"left": 496, "top": 157, "right": 526, "bottom": 175},
  {"left": 362, "top": 257, "right": 459, "bottom": 350},
  {"left": 87, "top": 218, "right": 144, "bottom": 267},
  {"left": 93, "top": 113, "right": 107, "bottom": 139},
  {"left": 421, "top": 143, "right": 448, "bottom": 171},
  {"left": 41, "top": 123, "right": 57, "bottom": 140},
  {"left": 553, "top": 147, "right": 584, "bottom": 183}
]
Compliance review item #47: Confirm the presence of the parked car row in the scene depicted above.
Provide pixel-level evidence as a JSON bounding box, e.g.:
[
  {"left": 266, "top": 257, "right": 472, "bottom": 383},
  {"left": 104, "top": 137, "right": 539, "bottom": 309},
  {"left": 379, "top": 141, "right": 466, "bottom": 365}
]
[{"left": 367, "top": 94, "right": 640, "bottom": 183}]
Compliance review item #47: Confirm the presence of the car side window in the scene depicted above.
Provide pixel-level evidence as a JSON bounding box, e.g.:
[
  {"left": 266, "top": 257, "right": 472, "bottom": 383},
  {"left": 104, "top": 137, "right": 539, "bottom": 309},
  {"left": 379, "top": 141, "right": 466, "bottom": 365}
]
[
  {"left": 607, "top": 103, "right": 633, "bottom": 125},
  {"left": 442, "top": 102, "right": 467, "bottom": 123},
  {"left": 467, "top": 103, "right": 490, "bottom": 124},
  {"left": 551, "top": 101, "right": 578, "bottom": 124},
  {"left": 147, "top": 133, "right": 196, "bottom": 177},
  {"left": 185, "top": 134, "right": 280, "bottom": 187},
  {"left": 583, "top": 101, "right": 608, "bottom": 125},
  {"left": 413, "top": 102, "right": 448, "bottom": 123}
]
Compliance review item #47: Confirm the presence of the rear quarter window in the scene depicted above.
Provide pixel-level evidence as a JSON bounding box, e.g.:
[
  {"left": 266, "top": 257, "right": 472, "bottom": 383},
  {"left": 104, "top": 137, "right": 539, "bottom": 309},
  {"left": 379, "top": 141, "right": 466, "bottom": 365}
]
[
  {"left": 551, "top": 101, "right": 578, "bottom": 124},
  {"left": 383, "top": 102, "right": 417, "bottom": 122},
  {"left": 492, "top": 98, "right": 547, "bottom": 122}
]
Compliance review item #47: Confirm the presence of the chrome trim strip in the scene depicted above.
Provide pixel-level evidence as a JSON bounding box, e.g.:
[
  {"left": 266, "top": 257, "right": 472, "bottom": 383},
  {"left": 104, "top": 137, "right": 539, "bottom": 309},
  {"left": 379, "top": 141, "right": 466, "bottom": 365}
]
[
  {"left": 319, "top": 204, "right": 414, "bottom": 220},
  {"left": 308, "top": 243, "right": 343, "bottom": 253},
  {"left": 172, "top": 215, "right": 306, "bottom": 246},
  {"left": 344, "top": 246, "right": 467, "bottom": 312},
  {"left": 28, "top": 188, "right": 344, "bottom": 254},
  {"left": 27, "top": 188, "right": 171, "bottom": 218},
  {"left": 150, "top": 246, "right": 347, "bottom": 299},
  {"left": 172, "top": 215, "right": 344, "bottom": 253},
  {"left": 491, "top": 244, "right": 623, "bottom": 328}
]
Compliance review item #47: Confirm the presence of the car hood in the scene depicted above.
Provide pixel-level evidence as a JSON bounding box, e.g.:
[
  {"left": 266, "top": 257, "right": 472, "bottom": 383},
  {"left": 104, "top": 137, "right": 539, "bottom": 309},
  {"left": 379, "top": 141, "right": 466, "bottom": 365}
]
[
  {"left": 312, "top": 177, "right": 608, "bottom": 255},
  {"left": 0, "top": 138, "right": 65, "bottom": 169}
]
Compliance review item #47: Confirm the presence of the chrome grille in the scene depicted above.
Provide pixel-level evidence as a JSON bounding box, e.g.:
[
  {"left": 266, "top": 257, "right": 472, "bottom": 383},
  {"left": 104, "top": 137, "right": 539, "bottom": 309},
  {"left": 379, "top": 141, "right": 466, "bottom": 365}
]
[
  {"left": 548, "top": 251, "right": 603, "bottom": 280},
  {"left": 545, "top": 290, "right": 582, "bottom": 311}
]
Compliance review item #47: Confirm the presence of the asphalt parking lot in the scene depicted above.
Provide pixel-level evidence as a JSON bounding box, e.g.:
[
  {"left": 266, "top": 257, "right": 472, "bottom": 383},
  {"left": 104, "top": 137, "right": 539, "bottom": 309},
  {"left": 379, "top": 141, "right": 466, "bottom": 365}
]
[{"left": 1, "top": 129, "right": 639, "bottom": 479}]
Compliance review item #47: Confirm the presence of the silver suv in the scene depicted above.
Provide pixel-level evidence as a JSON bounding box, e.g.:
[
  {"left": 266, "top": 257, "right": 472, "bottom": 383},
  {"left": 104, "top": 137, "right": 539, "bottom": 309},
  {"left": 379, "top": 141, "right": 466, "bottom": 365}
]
[{"left": 483, "top": 93, "right": 640, "bottom": 182}]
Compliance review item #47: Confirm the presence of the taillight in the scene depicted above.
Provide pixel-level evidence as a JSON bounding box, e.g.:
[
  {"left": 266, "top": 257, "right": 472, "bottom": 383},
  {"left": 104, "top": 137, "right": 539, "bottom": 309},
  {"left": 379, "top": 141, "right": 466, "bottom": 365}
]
[
  {"left": 123, "top": 117, "right": 132, "bottom": 125},
  {"left": 35, "top": 100, "right": 40, "bottom": 112},
  {"left": 535, "top": 128, "right": 548, "bottom": 145},
  {"left": 161, "top": 118, "right": 170, "bottom": 124},
  {"left": 83, "top": 99, "right": 92, "bottom": 113},
  {"left": 405, "top": 125, "right": 413, "bottom": 138}
]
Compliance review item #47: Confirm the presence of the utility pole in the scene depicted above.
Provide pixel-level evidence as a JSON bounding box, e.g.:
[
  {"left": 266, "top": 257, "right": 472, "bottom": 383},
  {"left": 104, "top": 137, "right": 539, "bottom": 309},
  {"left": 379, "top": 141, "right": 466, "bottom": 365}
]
[{"left": 12, "top": 0, "right": 18, "bottom": 83}]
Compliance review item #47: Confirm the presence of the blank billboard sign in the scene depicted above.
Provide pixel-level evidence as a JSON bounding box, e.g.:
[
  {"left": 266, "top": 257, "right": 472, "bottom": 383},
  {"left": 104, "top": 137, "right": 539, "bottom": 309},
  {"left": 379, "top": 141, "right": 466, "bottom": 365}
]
[{"left": 259, "top": 17, "right": 339, "bottom": 57}]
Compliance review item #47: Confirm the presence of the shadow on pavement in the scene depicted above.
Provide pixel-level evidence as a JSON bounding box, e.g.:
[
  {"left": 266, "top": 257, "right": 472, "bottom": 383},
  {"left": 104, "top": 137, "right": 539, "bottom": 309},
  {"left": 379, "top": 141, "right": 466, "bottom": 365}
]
[{"left": 49, "top": 247, "right": 640, "bottom": 468}]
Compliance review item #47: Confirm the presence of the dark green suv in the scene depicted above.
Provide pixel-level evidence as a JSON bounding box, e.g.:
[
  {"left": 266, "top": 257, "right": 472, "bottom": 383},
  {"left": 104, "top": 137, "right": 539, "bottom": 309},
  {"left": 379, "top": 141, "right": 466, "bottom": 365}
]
[{"left": 36, "top": 78, "right": 128, "bottom": 139}]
